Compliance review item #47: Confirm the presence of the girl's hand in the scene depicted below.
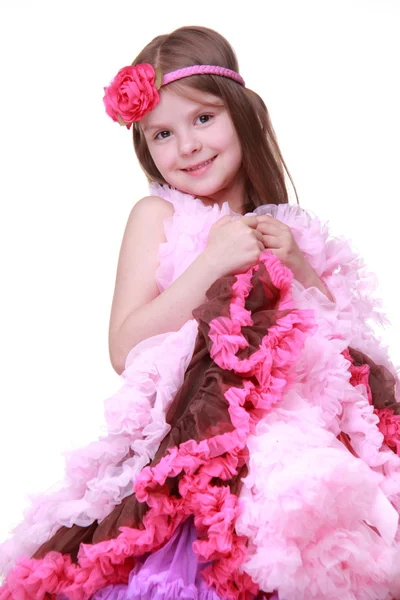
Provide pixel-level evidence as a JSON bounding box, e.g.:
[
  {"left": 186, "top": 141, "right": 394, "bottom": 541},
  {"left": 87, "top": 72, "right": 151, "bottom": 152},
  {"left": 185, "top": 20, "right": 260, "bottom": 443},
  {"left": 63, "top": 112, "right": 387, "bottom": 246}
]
[
  {"left": 256, "top": 215, "right": 335, "bottom": 301},
  {"left": 204, "top": 215, "right": 265, "bottom": 278},
  {"left": 255, "top": 215, "right": 308, "bottom": 277}
]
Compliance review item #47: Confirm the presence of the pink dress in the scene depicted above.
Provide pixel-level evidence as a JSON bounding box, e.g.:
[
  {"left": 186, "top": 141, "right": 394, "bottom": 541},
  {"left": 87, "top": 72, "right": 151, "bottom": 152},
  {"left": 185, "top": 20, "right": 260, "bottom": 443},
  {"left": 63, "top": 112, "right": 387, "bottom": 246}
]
[{"left": 0, "top": 183, "right": 400, "bottom": 600}]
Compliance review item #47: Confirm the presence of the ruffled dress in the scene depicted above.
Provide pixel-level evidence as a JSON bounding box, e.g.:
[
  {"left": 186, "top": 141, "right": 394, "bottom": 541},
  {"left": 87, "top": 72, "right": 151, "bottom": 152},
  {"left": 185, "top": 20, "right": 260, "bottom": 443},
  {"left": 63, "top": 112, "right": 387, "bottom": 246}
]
[{"left": 1, "top": 183, "right": 400, "bottom": 600}]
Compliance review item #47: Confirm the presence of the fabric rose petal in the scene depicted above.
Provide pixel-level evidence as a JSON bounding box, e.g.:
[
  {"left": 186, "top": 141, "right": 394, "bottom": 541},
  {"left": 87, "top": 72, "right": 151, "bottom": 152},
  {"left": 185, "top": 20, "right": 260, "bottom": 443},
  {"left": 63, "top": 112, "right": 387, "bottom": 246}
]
[{"left": 103, "top": 64, "right": 160, "bottom": 129}]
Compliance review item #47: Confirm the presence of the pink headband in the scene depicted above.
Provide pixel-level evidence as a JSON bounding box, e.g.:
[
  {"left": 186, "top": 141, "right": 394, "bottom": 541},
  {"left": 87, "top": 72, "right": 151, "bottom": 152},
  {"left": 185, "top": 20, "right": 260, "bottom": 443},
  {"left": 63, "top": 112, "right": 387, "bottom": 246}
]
[{"left": 103, "top": 63, "right": 245, "bottom": 130}]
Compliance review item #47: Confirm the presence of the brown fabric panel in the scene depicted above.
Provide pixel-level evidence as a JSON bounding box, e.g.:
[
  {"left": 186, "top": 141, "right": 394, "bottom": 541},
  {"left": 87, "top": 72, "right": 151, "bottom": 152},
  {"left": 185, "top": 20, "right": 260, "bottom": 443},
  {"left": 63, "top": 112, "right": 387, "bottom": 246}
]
[
  {"left": 245, "top": 263, "right": 279, "bottom": 312},
  {"left": 32, "top": 264, "right": 283, "bottom": 564},
  {"left": 348, "top": 347, "right": 398, "bottom": 413},
  {"left": 155, "top": 364, "right": 238, "bottom": 464},
  {"left": 33, "top": 521, "right": 98, "bottom": 562}
]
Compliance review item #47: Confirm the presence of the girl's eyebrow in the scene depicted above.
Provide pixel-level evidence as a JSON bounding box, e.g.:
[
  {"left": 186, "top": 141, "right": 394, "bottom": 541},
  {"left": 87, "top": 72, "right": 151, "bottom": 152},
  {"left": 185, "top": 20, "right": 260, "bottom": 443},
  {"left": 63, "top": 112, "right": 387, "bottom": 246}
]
[
  {"left": 143, "top": 103, "right": 222, "bottom": 134},
  {"left": 142, "top": 122, "right": 170, "bottom": 134}
]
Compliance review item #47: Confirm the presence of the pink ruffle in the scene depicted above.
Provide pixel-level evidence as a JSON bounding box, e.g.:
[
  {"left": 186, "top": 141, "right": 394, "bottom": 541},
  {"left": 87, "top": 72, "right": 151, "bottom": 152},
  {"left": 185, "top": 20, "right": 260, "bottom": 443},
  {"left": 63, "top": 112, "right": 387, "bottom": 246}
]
[
  {"left": 0, "top": 252, "right": 315, "bottom": 600},
  {"left": 235, "top": 398, "right": 400, "bottom": 599}
]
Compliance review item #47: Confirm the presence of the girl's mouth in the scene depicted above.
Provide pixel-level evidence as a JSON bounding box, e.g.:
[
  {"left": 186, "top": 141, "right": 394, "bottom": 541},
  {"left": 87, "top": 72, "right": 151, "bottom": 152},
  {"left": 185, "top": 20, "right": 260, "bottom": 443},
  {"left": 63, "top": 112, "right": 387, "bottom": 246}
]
[{"left": 182, "top": 155, "right": 217, "bottom": 175}]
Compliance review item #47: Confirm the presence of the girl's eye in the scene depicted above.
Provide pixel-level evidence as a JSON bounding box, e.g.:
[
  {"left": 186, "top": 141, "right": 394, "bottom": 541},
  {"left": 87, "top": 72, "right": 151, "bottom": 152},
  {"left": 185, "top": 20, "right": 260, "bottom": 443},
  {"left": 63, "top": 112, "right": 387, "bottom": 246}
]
[
  {"left": 153, "top": 115, "right": 213, "bottom": 140},
  {"left": 154, "top": 130, "right": 171, "bottom": 140},
  {"left": 196, "top": 114, "right": 213, "bottom": 124}
]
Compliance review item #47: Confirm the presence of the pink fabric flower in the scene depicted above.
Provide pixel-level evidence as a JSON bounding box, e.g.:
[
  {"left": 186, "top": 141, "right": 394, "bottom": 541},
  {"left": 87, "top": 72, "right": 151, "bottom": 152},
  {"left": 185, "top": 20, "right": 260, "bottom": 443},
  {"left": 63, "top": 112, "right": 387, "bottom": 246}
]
[{"left": 103, "top": 64, "right": 160, "bottom": 129}]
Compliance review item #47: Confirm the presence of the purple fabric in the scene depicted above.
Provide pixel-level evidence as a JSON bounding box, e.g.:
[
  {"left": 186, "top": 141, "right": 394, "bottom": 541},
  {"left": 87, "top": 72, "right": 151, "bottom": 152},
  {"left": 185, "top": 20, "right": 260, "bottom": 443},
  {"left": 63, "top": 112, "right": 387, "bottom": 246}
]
[{"left": 91, "top": 516, "right": 222, "bottom": 599}]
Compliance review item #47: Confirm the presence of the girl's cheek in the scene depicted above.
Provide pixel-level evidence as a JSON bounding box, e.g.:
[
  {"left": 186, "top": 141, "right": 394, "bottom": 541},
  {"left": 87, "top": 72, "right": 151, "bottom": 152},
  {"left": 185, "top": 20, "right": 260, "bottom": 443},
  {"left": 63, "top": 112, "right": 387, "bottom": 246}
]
[{"left": 150, "top": 147, "right": 165, "bottom": 168}]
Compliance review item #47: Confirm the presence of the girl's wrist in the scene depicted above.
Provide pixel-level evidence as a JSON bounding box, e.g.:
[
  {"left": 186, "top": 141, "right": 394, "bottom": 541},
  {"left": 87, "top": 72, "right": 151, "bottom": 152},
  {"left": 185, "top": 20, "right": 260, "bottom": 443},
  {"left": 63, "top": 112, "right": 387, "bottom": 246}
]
[
  {"left": 198, "top": 249, "right": 226, "bottom": 284},
  {"left": 200, "top": 248, "right": 225, "bottom": 280},
  {"left": 291, "top": 259, "right": 317, "bottom": 287}
]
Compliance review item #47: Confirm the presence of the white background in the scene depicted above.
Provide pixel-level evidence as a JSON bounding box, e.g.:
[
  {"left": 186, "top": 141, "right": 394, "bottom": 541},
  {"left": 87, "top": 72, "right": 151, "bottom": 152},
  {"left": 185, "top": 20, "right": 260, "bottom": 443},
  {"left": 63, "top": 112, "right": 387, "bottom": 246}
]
[{"left": 0, "top": 0, "right": 399, "bottom": 543}]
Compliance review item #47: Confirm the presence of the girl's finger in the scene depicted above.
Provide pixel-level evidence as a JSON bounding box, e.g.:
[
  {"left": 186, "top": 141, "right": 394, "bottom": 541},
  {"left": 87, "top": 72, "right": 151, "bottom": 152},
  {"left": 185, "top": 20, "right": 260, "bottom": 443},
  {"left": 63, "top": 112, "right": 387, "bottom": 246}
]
[
  {"left": 256, "top": 220, "right": 284, "bottom": 236},
  {"left": 256, "top": 215, "right": 280, "bottom": 226},
  {"left": 253, "top": 229, "right": 264, "bottom": 243},
  {"left": 215, "top": 215, "right": 234, "bottom": 227},
  {"left": 241, "top": 215, "right": 259, "bottom": 229},
  {"left": 261, "top": 234, "right": 282, "bottom": 249}
]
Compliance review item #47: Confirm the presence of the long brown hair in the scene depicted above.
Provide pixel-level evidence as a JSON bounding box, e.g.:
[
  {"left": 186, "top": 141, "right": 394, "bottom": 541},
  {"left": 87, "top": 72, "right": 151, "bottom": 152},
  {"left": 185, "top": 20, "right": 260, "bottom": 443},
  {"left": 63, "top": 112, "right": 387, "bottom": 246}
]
[{"left": 132, "top": 26, "right": 298, "bottom": 211}]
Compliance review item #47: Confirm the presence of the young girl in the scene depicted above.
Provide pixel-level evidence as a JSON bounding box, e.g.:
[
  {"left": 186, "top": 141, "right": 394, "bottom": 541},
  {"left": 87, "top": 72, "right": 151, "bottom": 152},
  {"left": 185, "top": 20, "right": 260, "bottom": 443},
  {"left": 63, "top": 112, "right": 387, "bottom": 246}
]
[{"left": 1, "top": 24, "right": 400, "bottom": 600}]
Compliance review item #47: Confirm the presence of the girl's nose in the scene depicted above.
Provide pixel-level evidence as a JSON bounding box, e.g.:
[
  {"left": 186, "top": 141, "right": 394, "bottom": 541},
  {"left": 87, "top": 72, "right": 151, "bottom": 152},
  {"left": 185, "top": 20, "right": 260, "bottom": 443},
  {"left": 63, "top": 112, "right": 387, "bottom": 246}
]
[{"left": 178, "top": 134, "right": 202, "bottom": 156}]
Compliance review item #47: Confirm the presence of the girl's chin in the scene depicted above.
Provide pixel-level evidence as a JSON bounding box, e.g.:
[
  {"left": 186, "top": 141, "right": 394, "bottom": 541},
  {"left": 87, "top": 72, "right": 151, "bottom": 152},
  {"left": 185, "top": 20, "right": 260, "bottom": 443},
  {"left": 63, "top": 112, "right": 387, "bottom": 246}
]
[{"left": 175, "top": 177, "right": 221, "bottom": 194}]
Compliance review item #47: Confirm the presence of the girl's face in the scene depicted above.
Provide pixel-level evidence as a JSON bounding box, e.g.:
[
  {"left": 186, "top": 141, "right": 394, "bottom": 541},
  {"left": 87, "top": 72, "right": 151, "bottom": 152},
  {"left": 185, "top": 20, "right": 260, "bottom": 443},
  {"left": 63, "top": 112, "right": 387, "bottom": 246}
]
[{"left": 140, "top": 88, "right": 245, "bottom": 210}]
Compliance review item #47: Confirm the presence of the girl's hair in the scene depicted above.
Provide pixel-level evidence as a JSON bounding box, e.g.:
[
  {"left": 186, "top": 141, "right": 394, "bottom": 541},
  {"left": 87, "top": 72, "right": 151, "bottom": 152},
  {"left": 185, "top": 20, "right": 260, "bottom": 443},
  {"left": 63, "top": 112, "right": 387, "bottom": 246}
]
[{"left": 132, "top": 26, "right": 298, "bottom": 210}]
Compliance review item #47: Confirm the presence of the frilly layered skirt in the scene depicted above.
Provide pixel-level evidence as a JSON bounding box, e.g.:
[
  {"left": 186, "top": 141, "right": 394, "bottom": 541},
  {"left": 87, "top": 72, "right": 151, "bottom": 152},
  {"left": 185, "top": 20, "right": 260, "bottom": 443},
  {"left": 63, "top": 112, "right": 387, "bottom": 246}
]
[{"left": 1, "top": 185, "right": 400, "bottom": 600}]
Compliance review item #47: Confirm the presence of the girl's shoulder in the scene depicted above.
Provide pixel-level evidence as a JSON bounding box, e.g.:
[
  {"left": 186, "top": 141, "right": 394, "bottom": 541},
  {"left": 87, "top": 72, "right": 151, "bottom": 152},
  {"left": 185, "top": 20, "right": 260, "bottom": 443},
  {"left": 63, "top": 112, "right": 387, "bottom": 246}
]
[{"left": 131, "top": 193, "right": 175, "bottom": 219}]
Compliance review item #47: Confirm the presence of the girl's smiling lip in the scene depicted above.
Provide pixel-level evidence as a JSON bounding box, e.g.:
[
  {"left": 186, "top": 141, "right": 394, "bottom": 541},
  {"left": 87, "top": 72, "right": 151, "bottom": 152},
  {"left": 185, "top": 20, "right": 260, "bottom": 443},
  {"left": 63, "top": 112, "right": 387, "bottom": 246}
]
[{"left": 181, "top": 155, "right": 218, "bottom": 172}]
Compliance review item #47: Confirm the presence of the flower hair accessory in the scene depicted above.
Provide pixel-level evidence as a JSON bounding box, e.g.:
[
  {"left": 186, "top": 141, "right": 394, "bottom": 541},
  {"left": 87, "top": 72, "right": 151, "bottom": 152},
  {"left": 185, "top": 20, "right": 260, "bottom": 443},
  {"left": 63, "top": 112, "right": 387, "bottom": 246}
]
[{"left": 103, "top": 63, "right": 245, "bottom": 130}]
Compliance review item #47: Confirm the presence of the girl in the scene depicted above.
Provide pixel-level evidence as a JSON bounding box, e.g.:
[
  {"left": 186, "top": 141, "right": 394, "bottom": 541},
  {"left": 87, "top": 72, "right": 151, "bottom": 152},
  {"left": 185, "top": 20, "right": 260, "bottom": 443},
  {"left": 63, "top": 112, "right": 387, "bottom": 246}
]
[{"left": 1, "top": 24, "right": 400, "bottom": 600}]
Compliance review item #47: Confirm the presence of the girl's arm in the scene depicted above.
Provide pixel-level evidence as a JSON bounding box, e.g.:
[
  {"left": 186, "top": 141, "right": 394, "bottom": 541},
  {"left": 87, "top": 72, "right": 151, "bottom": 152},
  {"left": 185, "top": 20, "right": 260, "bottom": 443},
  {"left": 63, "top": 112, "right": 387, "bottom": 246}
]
[
  {"left": 109, "top": 198, "right": 264, "bottom": 375},
  {"left": 108, "top": 196, "right": 219, "bottom": 375},
  {"left": 291, "top": 260, "right": 335, "bottom": 302}
]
